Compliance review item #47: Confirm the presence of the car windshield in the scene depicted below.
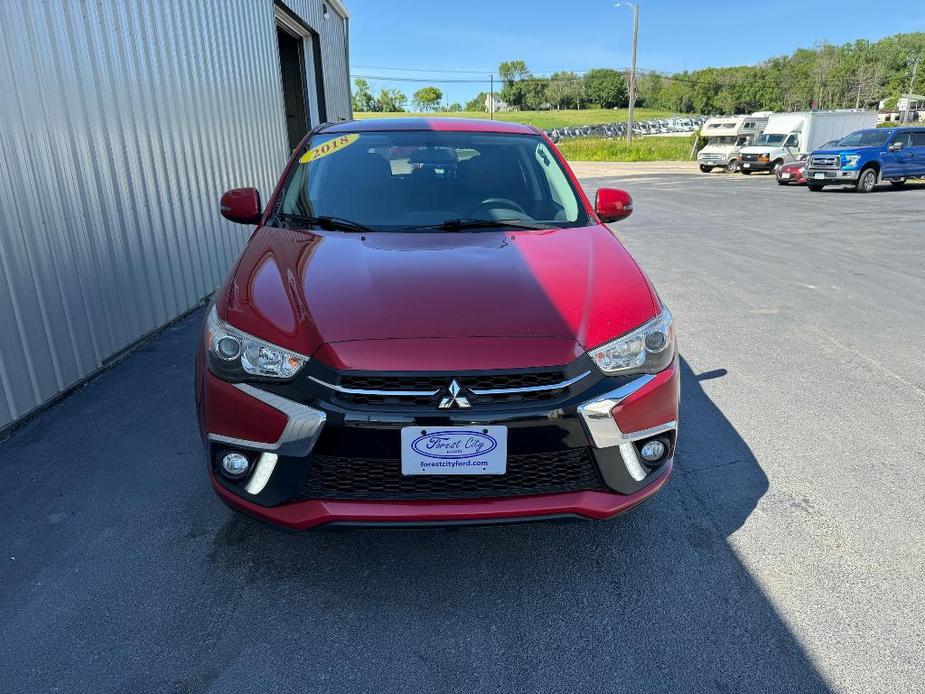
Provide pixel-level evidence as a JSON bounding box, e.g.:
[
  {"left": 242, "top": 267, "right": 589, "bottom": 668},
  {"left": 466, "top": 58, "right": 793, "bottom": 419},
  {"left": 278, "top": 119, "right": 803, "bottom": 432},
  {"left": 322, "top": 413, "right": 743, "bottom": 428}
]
[
  {"left": 836, "top": 129, "right": 891, "bottom": 147},
  {"left": 753, "top": 133, "right": 787, "bottom": 146},
  {"left": 275, "top": 130, "right": 590, "bottom": 231},
  {"left": 707, "top": 137, "right": 736, "bottom": 145}
]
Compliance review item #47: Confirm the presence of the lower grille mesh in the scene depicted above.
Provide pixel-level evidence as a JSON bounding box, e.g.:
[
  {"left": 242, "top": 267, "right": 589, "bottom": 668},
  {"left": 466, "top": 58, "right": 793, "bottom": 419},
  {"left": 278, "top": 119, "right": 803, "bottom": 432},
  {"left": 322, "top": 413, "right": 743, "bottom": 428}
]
[{"left": 294, "top": 448, "right": 605, "bottom": 500}]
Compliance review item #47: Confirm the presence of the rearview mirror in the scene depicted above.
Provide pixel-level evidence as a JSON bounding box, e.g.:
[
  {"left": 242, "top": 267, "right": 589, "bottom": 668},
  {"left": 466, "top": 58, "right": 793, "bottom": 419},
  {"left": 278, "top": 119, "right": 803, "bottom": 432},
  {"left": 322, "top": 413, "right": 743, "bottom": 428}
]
[
  {"left": 889, "top": 141, "right": 904, "bottom": 151},
  {"left": 595, "top": 188, "right": 633, "bottom": 223},
  {"left": 219, "top": 187, "right": 262, "bottom": 225}
]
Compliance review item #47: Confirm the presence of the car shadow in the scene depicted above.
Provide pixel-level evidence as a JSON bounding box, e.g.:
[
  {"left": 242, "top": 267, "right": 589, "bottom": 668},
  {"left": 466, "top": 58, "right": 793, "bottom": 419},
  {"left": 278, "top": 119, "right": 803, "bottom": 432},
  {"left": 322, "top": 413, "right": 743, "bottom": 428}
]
[
  {"left": 202, "top": 356, "right": 828, "bottom": 691},
  {"left": 0, "top": 311, "right": 829, "bottom": 692}
]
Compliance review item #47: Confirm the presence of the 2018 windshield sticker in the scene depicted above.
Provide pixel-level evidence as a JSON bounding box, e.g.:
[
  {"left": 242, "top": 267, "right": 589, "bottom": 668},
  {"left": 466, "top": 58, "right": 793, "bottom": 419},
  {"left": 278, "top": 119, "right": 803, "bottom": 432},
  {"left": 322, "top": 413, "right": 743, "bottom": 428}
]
[{"left": 299, "top": 134, "right": 360, "bottom": 164}]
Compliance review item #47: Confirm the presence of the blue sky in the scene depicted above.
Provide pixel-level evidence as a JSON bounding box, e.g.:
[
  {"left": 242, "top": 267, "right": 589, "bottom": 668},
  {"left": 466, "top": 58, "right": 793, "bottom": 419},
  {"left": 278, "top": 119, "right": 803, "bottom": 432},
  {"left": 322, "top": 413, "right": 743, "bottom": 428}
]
[{"left": 347, "top": 0, "right": 924, "bottom": 105}]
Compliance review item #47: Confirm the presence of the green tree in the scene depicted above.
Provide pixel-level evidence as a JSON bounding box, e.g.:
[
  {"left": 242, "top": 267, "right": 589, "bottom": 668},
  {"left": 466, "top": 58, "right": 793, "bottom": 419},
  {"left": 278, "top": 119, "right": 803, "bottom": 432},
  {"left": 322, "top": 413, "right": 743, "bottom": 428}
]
[
  {"left": 466, "top": 92, "right": 488, "bottom": 111},
  {"left": 377, "top": 88, "right": 407, "bottom": 112},
  {"left": 546, "top": 71, "right": 584, "bottom": 109},
  {"left": 499, "top": 60, "right": 533, "bottom": 109},
  {"left": 412, "top": 86, "right": 443, "bottom": 112},
  {"left": 446, "top": 102, "right": 463, "bottom": 112},
  {"left": 583, "top": 68, "right": 627, "bottom": 108},
  {"left": 351, "top": 78, "right": 377, "bottom": 112}
]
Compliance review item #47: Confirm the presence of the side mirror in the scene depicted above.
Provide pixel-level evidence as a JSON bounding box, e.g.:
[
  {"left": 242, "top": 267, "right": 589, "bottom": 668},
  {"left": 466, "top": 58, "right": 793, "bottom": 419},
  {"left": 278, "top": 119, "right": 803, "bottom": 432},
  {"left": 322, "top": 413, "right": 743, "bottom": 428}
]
[
  {"left": 219, "top": 187, "right": 262, "bottom": 225},
  {"left": 889, "top": 141, "right": 904, "bottom": 151},
  {"left": 595, "top": 188, "right": 633, "bottom": 223}
]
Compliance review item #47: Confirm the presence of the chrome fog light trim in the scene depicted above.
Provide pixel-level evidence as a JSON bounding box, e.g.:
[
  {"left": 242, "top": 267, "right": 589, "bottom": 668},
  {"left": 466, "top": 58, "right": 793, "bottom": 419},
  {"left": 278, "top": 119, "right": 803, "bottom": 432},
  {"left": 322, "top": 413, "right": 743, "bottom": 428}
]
[{"left": 244, "top": 452, "right": 279, "bottom": 495}]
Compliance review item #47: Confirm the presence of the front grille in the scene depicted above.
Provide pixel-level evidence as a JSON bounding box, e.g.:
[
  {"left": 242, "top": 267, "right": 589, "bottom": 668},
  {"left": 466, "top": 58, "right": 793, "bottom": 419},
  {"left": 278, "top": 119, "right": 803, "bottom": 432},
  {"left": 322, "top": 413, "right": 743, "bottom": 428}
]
[
  {"left": 330, "top": 369, "right": 576, "bottom": 409},
  {"left": 808, "top": 155, "right": 839, "bottom": 169},
  {"left": 741, "top": 153, "right": 763, "bottom": 162},
  {"left": 293, "top": 448, "right": 605, "bottom": 500},
  {"left": 340, "top": 370, "right": 565, "bottom": 392}
]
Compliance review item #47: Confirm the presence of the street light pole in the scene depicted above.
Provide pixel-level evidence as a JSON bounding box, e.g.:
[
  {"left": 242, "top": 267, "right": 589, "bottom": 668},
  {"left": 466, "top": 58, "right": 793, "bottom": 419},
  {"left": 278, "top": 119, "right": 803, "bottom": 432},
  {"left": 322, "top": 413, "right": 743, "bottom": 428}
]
[
  {"left": 616, "top": 2, "right": 639, "bottom": 144},
  {"left": 900, "top": 55, "right": 919, "bottom": 126}
]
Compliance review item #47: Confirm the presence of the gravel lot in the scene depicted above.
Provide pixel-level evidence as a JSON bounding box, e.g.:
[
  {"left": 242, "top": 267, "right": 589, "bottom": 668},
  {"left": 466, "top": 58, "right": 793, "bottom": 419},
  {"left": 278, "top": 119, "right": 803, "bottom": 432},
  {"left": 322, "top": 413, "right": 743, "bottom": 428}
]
[{"left": 1, "top": 170, "right": 923, "bottom": 693}]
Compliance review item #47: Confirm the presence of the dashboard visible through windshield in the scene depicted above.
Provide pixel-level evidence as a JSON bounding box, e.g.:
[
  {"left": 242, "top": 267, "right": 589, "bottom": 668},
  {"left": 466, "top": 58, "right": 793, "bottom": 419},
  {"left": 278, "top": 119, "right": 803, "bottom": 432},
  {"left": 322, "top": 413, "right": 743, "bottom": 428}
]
[{"left": 275, "top": 130, "right": 591, "bottom": 231}]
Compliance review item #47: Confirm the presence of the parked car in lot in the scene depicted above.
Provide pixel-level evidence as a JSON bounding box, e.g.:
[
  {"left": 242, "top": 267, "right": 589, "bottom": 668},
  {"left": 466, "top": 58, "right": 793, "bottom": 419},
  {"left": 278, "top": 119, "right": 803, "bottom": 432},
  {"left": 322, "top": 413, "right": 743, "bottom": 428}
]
[
  {"left": 740, "top": 110, "right": 878, "bottom": 174},
  {"left": 805, "top": 127, "right": 925, "bottom": 192},
  {"left": 776, "top": 139, "right": 842, "bottom": 185},
  {"left": 198, "top": 118, "right": 679, "bottom": 530}
]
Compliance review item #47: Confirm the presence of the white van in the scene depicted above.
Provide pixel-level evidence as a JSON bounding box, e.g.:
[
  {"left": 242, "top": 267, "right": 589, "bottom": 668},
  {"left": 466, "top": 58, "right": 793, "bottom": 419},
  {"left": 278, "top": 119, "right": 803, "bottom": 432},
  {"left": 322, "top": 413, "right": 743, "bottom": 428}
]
[{"left": 697, "top": 112, "right": 771, "bottom": 173}]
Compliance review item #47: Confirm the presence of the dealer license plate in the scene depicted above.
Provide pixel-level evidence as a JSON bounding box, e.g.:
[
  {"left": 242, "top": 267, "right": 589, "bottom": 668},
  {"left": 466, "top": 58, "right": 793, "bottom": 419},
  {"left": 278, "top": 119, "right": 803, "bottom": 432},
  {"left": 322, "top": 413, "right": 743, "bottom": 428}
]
[
  {"left": 401, "top": 426, "right": 507, "bottom": 475},
  {"left": 781, "top": 173, "right": 791, "bottom": 179},
  {"left": 814, "top": 172, "right": 826, "bottom": 180}
]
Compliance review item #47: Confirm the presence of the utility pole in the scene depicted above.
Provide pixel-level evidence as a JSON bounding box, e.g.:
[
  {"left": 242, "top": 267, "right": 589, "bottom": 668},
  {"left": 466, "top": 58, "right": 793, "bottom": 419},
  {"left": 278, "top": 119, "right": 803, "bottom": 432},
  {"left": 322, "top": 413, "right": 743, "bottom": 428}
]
[
  {"left": 901, "top": 56, "right": 919, "bottom": 126},
  {"left": 616, "top": 3, "right": 639, "bottom": 144},
  {"left": 490, "top": 74, "right": 494, "bottom": 119}
]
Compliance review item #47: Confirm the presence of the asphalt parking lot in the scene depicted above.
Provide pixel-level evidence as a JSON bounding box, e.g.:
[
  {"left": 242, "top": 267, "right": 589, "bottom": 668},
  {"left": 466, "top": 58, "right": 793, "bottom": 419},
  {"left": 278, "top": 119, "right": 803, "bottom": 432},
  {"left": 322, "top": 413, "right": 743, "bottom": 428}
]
[{"left": 1, "top": 171, "right": 923, "bottom": 693}]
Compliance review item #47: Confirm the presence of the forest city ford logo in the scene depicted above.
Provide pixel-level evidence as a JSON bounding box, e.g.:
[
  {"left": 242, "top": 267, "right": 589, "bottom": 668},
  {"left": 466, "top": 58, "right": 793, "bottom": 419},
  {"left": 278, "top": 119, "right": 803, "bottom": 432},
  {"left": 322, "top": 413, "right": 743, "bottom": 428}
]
[
  {"left": 438, "top": 379, "right": 471, "bottom": 409},
  {"left": 411, "top": 431, "right": 498, "bottom": 459}
]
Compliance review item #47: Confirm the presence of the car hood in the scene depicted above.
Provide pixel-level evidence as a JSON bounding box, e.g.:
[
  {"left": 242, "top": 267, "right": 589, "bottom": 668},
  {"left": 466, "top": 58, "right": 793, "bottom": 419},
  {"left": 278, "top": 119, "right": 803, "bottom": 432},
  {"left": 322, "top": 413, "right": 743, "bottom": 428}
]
[
  {"left": 218, "top": 225, "right": 659, "bottom": 368},
  {"left": 812, "top": 147, "right": 865, "bottom": 156}
]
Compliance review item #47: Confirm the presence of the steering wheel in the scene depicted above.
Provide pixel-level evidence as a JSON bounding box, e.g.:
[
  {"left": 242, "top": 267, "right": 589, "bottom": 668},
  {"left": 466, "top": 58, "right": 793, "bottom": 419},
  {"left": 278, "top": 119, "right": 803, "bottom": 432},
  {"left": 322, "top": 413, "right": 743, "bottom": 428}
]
[{"left": 464, "top": 197, "right": 527, "bottom": 218}]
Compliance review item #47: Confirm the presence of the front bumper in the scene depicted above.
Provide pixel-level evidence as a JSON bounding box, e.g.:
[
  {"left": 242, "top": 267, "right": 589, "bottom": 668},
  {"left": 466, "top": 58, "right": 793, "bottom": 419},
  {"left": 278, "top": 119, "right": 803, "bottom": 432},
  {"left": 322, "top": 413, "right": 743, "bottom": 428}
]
[
  {"left": 200, "top": 360, "right": 680, "bottom": 530},
  {"left": 740, "top": 160, "right": 774, "bottom": 172},
  {"left": 776, "top": 170, "right": 806, "bottom": 184},
  {"left": 804, "top": 168, "right": 859, "bottom": 183}
]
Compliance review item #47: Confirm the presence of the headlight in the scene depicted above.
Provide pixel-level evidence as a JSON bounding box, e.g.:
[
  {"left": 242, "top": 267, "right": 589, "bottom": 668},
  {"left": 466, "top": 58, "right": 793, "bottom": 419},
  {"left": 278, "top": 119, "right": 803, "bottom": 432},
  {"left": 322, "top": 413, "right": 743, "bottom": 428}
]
[
  {"left": 589, "top": 307, "right": 675, "bottom": 375},
  {"left": 841, "top": 154, "right": 860, "bottom": 169},
  {"left": 206, "top": 305, "right": 307, "bottom": 380}
]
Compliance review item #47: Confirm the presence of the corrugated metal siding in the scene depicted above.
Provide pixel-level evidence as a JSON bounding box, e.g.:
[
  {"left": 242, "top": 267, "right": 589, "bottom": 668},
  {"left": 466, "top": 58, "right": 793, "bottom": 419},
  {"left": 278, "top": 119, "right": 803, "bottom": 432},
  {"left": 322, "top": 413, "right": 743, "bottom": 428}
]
[{"left": 0, "top": 0, "right": 350, "bottom": 430}]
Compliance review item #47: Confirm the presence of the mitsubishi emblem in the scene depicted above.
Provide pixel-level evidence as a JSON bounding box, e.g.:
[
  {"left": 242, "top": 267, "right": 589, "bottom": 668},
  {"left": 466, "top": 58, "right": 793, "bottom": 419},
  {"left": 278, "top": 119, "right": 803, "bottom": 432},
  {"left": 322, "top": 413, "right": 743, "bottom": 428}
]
[{"left": 438, "top": 379, "right": 471, "bottom": 409}]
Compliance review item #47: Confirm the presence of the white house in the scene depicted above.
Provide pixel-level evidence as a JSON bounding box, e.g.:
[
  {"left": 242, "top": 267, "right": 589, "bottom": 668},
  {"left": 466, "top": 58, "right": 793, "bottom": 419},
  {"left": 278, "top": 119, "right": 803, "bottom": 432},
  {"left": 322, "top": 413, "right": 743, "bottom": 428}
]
[{"left": 485, "top": 93, "right": 512, "bottom": 113}]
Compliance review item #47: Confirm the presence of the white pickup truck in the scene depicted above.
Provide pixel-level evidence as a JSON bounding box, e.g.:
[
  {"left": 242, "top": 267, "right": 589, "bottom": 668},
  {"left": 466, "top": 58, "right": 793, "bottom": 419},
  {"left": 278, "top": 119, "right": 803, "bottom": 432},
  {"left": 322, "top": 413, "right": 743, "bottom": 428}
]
[{"left": 738, "top": 110, "right": 878, "bottom": 174}]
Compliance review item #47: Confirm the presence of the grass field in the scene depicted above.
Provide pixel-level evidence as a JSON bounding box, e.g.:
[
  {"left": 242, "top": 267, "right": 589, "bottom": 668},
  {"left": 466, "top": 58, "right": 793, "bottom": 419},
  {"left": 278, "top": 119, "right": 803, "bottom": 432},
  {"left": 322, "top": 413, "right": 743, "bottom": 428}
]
[
  {"left": 555, "top": 136, "right": 694, "bottom": 162},
  {"left": 354, "top": 108, "right": 674, "bottom": 130}
]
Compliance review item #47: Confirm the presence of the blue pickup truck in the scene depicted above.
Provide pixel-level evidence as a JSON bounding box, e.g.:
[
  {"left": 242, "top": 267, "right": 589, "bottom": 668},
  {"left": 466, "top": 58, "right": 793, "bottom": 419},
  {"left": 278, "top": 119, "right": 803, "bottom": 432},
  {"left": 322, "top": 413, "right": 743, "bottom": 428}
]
[{"left": 804, "top": 127, "right": 925, "bottom": 192}]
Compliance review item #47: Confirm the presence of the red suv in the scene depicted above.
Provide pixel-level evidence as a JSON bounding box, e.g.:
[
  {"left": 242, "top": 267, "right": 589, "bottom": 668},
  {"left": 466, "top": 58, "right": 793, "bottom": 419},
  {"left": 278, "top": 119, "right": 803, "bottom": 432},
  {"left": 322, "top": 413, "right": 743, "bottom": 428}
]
[{"left": 196, "top": 118, "right": 678, "bottom": 530}]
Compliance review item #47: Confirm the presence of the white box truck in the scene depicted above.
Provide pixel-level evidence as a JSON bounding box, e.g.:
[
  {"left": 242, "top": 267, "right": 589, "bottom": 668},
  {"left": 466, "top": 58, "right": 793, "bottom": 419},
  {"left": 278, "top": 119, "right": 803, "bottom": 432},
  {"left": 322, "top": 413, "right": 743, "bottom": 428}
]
[
  {"left": 738, "top": 110, "right": 878, "bottom": 174},
  {"left": 697, "top": 112, "right": 771, "bottom": 173}
]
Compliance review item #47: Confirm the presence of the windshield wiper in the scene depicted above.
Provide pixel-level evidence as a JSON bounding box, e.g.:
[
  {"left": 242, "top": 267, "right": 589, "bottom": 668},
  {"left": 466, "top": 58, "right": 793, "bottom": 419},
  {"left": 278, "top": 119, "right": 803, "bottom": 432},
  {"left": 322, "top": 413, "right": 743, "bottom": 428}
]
[
  {"left": 417, "top": 218, "right": 555, "bottom": 232},
  {"left": 275, "top": 213, "right": 373, "bottom": 233}
]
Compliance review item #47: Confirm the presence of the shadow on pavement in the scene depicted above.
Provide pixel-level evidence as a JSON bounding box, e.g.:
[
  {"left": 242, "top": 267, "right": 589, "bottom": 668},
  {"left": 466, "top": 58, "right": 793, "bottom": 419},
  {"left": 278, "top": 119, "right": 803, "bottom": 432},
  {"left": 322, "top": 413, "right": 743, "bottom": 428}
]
[{"left": 0, "top": 312, "right": 830, "bottom": 693}]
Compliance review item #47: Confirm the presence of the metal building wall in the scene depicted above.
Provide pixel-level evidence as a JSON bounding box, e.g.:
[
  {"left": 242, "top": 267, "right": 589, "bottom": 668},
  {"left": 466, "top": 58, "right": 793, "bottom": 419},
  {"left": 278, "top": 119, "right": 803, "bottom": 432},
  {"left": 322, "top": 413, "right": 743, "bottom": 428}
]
[{"left": 0, "top": 0, "right": 351, "bottom": 430}]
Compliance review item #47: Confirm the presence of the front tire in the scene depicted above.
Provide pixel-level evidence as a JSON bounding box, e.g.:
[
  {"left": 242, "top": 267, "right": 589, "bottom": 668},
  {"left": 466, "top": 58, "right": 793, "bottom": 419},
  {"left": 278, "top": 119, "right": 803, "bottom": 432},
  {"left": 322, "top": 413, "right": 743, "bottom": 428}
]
[
  {"left": 856, "top": 168, "right": 877, "bottom": 193},
  {"left": 808, "top": 184, "right": 824, "bottom": 192},
  {"left": 741, "top": 168, "right": 752, "bottom": 175},
  {"left": 777, "top": 180, "right": 789, "bottom": 186},
  {"left": 725, "top": 159, "right": 737, "bottom": 173},
  {"left": 699, "top": 165, "right": 713, "bottom": 173}
]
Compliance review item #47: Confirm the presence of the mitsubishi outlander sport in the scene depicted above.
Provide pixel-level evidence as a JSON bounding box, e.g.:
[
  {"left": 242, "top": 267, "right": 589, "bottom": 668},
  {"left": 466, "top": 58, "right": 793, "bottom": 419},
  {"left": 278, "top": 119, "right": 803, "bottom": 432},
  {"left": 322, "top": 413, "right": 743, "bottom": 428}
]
[{"left": 196, "top": 118, "right": 679, "bottom": 530}]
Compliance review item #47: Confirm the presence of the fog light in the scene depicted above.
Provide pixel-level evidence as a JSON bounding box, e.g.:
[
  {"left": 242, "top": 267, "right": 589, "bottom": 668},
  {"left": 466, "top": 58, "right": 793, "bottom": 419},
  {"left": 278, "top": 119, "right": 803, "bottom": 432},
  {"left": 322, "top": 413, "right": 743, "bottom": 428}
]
[
  {"left": 640, "top": 439, "right": 667, "bottom": 462},
  {"left": 220, "top": 452, "right": 250, "bottom": 479}
]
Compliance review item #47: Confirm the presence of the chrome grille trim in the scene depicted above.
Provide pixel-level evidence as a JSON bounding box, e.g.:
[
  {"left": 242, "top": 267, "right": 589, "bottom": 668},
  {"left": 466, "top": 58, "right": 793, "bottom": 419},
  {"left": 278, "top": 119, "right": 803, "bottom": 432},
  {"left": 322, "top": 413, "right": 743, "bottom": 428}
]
[
  {"left": 469, "top": 370, "right": 591, "bottom": 395},
  {"left": 809, "top": 155, "right": 839, "bottom": 169},
  {"left": 307, "top": 376, "right": 439, "bottom": 397},
  {"left": 308, "top": 370, "right": 592, "bottom": 398}
]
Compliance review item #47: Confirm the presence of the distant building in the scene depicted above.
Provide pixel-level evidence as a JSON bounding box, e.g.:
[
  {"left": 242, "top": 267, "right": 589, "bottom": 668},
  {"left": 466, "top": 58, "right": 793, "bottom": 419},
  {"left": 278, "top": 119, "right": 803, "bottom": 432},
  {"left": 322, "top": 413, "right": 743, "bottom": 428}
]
[
  {"left": 485, "top": 93, "right": 511, "bottom": 113},
  {"left": 897, "top": 94, "right": 925, "bottom": 111}
]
